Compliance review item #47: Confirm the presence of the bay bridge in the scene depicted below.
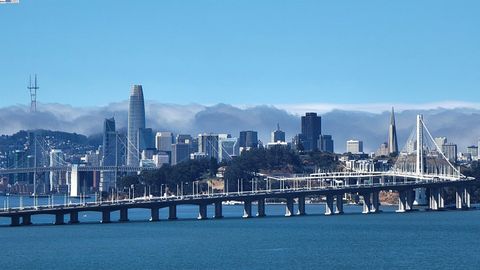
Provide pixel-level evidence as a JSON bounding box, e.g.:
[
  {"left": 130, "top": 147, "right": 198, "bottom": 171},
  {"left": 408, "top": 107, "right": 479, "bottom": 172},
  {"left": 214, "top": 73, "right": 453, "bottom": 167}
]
[{"left": 0, "top": 115, "right": 478, "bottom": 227}]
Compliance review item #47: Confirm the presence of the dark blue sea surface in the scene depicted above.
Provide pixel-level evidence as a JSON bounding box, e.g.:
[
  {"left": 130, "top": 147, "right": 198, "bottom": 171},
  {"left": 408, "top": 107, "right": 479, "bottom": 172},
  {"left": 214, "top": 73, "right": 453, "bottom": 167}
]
[{"left": 0, "top": 196, "right": 479, "bottom": 269}]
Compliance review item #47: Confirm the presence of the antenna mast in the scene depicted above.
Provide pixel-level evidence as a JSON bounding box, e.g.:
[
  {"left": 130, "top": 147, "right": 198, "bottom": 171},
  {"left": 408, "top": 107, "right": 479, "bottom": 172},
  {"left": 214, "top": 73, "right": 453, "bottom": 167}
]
[{"left": 28, "top": 74, "right": 39, "bottom": 113}]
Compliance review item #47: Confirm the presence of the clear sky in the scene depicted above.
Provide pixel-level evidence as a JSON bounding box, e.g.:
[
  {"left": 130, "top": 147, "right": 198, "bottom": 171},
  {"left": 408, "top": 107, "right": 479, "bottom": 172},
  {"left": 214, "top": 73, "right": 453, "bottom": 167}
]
[{"left": 1, "top": 0, "right": 479, "bottom": 107}]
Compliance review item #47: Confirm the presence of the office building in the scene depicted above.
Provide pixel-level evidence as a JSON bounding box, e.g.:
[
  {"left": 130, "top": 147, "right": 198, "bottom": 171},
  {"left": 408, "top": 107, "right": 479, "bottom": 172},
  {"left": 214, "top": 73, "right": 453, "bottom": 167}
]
[
  {"left": 198, "top": 133, "right": 219, "bottom": 160},
  {"left": 319, "top": 135, "right": 334, "bottom": 153},
  {"left": 172, "top": 143, "right": 190, "bottom": 165},
  {"left": 442, "top": 143, "right": 457, "bottom": 163},
  {"left": 466, "top": 145, "right": 478, "bottom": 160},
  {"left": 347, "top": 140, "right": 363, "bottom": 154},
  {"left": 219, "top": 137, "right": 239, "bottom": 162},
  {"left": 138, "top": 128, "right": 154, "bottom": 152},
  {"left": 388, "top": 107, "right": 399, "bottom": 155},
  {"left": 239, "top": 131, "right": 258, "bottom": 151},
  {"left": 100, "top": 117, "right": 118, "bottom": 192},
  {"left": 301, "top": 112, "right": 322, "bottom": 151},
  {"left": 155, "top": 132, "right": 173, "bottom": 153},
  {"left": 127, "top": 85, "right": 146, "bottom": 166},
  {"left": 434, "top": 137, "right": 447, "bottom": 149},
  {"left": 271, "top": 124, "right": 286, "bottom": 143}
]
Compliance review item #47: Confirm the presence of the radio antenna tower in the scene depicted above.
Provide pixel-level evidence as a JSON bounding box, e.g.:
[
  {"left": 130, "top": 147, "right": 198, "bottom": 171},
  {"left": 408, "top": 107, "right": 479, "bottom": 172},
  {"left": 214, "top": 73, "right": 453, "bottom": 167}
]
[{"left": 28, "top": 74, "right": 39, "bottom": 113}]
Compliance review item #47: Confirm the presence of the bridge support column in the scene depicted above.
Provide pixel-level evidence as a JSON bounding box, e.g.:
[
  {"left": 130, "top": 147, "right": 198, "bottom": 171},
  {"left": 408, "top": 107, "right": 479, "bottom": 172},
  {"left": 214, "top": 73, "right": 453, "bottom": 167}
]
[
  {"left": 335, "top": 194, "right": 344, "bottom": 214},
  {"left": 69, "top": 212, "right": 79, "bottom": 224},
  {"left": 55, "top": 213, "right": 65, "bottom": 225},
  {"left": 297, "top": 196, "right": 306, "bottom": 216},
  {"left": 406, "top": 190, "right": 415, "bottom": 211},
  {"left": 243, "top": 201, "right": 252, "bottom": 218},
  {"left": 214, "top": 201, "right": 223, "bottom": 219},
  {"left": 370, "top": 191, "right": 380, "bottom": 213},
  {"left": 119, "top": 208, "right": 129, "bottom": 222},
  {"left": 285, "top": 197, "right": 295, "bottom": 217},
  {"left": 22, "top": 215, "right": 32, "bottom": 226},
  {"left": 456, "top": 187, "right": 471, "bottom": 209},
  {"left": 362, "top": 193, "right": 372, "bottom": 214},
  {"left": 169, "top": 205, "right": 177, "bottom": 220},
  {"left": 11, "top": 216, "right": 20, "bottom": 227},
  {"left": 438, "top": 188, "right": 445, "bottom": 209},
  {"left": 325, "top": 195, "right": 334, "bottom": 216},
  {"left": 101, "top": 210, "right": 111, "bottom": 223},
  {"left": 429, "top": 188, "right": 439, "bottom": 211},
  {"left": 198, "top": 204, "right": 208, "bottom": 220},
  {"left": 397, "top": 191, "right": 407, "bottom": 213},
  {"left": 257, "top": 198, "right": 266, "bottom": 217},
  {"left": 150, "top": 208, "right": 160, "bottom": 222}
]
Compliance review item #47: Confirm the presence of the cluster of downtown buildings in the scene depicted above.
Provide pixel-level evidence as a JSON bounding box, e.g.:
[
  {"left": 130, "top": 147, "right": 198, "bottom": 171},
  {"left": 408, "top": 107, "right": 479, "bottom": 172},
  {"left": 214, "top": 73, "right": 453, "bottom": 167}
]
[{"left": 1, "top": 85, "right": 479, "bottom": 195}]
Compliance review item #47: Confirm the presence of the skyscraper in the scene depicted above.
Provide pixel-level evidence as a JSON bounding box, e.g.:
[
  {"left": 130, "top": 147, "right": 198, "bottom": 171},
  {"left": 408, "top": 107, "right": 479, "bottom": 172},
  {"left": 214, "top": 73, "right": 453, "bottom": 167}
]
[
  {"left": 301, "top": 112, "right": 322, "bottom": 152},
  {"left": 198, "top": 133, "right": 219, "bottom": 160},
  {"left": 127, "top": 85, "right": 146, "bottom": 166},
  {"left": 271, "top": 123, "right": 286, "bottom": 143},
  {"left": 347, "top": 140, "right": 363, "bottom": 154},
  {"left": 319, "top": 135, "right": 334, "bottom": 153},
  {"left": 100, "top": 117, "right": 118, "bottom": 192},
  {"left": 155, "top": 132, "right": 174, "bottom": 153},
  {"left": 388, "top": 107, "right": 399, "bottom": 155},
  {"left": 239, "top": 131, "right": 258, "bottom": 150}
]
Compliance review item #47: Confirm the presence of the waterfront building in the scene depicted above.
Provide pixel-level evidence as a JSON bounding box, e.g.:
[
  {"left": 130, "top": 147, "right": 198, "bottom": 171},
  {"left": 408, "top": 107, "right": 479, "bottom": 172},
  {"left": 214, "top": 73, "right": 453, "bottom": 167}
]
[
  {"left": 300, "top": 112, "right": 322, "bottom": 152},
  {"left": 271, "top": 124, "right": 286, "bottom": 143},
  {"left": 376, "top": 142, "right": 389, "bottom": 157},
  {"left": 388, "top": 107, "right": 399, "bottom": 155},
  {"left": 347, "top": 140, "right": 363, "bottom": 154},
  {"left": 127, "top": 85, "right": 146, "bottom": 166}
]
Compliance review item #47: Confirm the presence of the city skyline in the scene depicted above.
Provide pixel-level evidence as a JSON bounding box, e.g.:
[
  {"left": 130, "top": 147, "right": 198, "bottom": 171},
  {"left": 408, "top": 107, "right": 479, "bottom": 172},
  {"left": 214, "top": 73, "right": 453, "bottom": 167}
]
[{"left": 1, "top": 1, "right": 480, "bottom": 107}]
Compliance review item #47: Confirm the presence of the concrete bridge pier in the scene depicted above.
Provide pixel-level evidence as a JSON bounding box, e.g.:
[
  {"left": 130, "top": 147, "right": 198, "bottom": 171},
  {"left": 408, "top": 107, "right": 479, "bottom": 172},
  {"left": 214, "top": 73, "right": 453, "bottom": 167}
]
[
  {"left": 456, "top": 187, "right": 471, "bottom": 209},
  {"left": 429, "top": 188, "right": 439, "bottom": 211},
  {"left": 362, "top": 193, "right": 372, "bottom": 214},
  {"left": 243, "top": 201, "right": 252, "bottom": 218},
  {"left": 397, "top": 190, "right": 407, "bottom": 213},
  {"left": 335, "top": 194, "right": 344, "bottom": 214},
  {"left": 214, "top": 201, "right": 223, "bottom": 219},
  {"left": 406, "top": 190, "right": 415, "bottom": 211},
  {"left": 22, "top": 215, "right": 32, "bottom": 226},
  {"left": 101, "top": 210, "right": 111, "bottom": 223},
  {"left": 257, "top": 198, "right": 266, "bottom": 217},
  {"left": 198, "top": 204, "right": 208, "bottom": 220},
  {"left": 55, "top": 213, "right": 65, "bottom": 225},
  {"left": 438, "top": 188, "right": 445, "bottom": 209},
  {"left": 297, "top": 196, "right": 306, "bottom": 216},
  {"left": 69, "top": 212, "right": 79, "bottom": 224},
  {"left": 370, "top": 191, "right": 380, "bottom": 213},
  {"left": 169, "top": 205, "right": 177, "bottom": 220},
  {"left": 11, "top": 216, "right": 20, "bottom": 227},
  {"left": 119, "top": 208, "right": 129, "bottom": 222},
  {"left": 150, "top": 207, "right": 160, "bottom": 222},
  {"left": 285, "top": 197, "right": 295, "bottom": 217},
  {"left": 325, "top": 195, "right": 334, "bottom": 216}
]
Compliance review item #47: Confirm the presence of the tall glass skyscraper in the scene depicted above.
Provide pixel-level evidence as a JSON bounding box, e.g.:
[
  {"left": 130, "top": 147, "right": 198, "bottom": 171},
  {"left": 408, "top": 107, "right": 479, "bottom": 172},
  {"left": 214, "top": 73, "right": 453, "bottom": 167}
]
[
  {"left": 127, "top": 85, "right": 146, "bottom": 166},
  {"left": 301, "top": 112, "right": 322, "bottom": 151}
]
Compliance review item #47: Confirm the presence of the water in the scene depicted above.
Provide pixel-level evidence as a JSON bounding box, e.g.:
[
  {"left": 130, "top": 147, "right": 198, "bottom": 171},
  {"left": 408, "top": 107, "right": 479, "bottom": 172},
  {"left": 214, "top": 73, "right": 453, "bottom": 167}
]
[{"left": 0, "top": 196, "right": 479, "bottom": 269}]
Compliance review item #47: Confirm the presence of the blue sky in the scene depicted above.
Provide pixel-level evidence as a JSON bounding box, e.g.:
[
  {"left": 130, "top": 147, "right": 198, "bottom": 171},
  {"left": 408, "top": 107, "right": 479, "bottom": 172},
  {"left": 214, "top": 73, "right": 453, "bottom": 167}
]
[{"left": 1, "top": 0, "right": 479, "bottom": 107}]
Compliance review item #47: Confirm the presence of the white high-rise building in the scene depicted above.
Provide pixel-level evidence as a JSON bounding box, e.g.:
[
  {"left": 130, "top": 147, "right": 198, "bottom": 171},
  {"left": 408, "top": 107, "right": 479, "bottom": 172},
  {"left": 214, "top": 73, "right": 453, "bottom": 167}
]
[{"left": 346, "top": 140, "right": 363, "bottom": 154}]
